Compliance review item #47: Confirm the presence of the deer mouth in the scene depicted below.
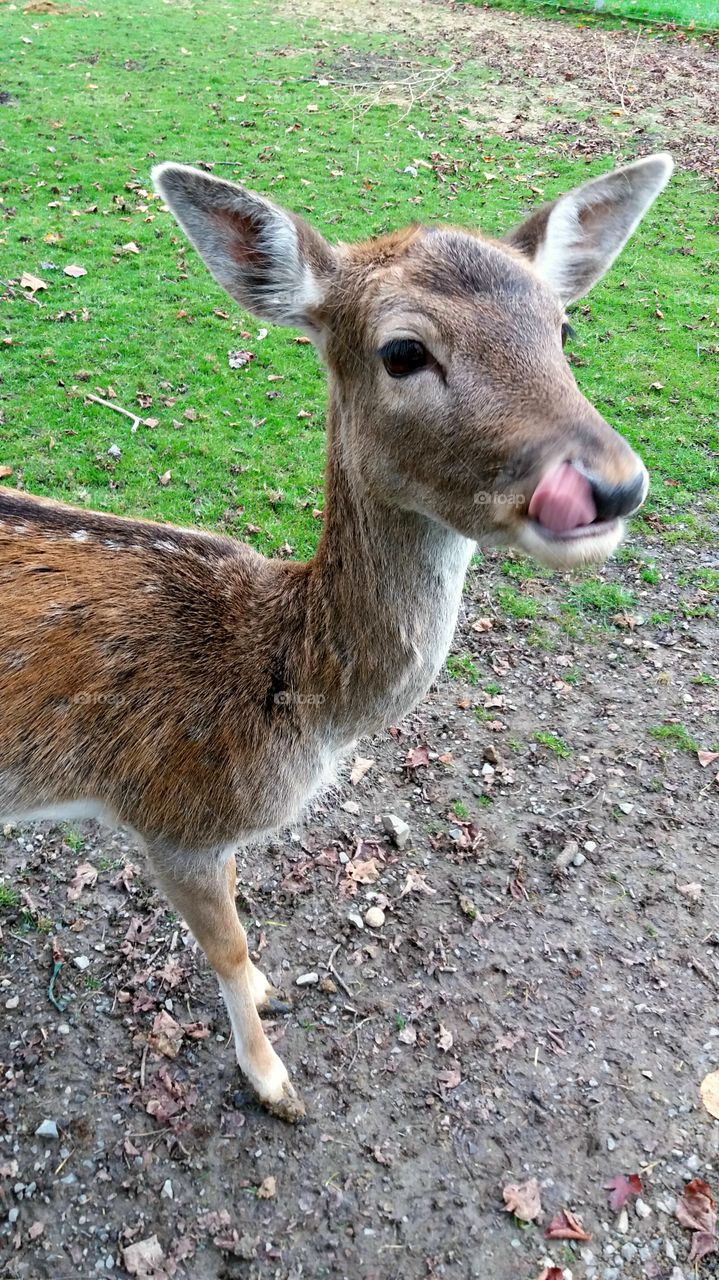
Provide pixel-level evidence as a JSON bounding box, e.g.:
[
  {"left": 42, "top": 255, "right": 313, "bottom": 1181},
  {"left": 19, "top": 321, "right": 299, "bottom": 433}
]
[{"left": 518, "top": 461, "right": 626, "bottom": 567}]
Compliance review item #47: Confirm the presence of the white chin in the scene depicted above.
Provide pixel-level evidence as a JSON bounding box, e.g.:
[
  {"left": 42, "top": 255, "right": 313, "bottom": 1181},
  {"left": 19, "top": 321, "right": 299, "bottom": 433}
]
[{"left": 515, "top": 517, "right": 625, "bottom": 570}]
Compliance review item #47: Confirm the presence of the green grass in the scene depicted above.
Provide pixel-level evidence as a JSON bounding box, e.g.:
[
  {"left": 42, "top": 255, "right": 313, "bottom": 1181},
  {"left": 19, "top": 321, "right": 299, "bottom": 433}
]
[
  {"left": 0, "top": 0, "right": 716, "bottom": 571},
  {"left": 534, "top": 731, "right": 573, "bottom": 759},
  {"left": 0, "top": 884, "right": 20, "bottom": 910},
  {"left": 446, "top": 655, "right": 481, "bottom": 685},
  {"left": 649, "top": 722, "right": 698, "bottom": 751},
  {"left": 473, "top": 0, "right": 719, "bottom": 32}
]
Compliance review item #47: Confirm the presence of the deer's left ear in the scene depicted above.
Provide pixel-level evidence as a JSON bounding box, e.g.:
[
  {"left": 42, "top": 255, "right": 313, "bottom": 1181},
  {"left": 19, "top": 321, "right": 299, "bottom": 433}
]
[
  {"left": 503, "top": 153, "right": 674, "bottom": 305},
  {"left": 152, "top": 163, "right": 336, "bottom": 338}
]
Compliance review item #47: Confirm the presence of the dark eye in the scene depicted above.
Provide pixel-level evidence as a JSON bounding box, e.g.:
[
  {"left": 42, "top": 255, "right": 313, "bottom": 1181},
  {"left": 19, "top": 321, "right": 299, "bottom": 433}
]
[
  {"left": 379, "top": 338, "right": 428, "bottom": 378},
  {"left": 561, "top": 321, "right": 576, "bottom": 348}
]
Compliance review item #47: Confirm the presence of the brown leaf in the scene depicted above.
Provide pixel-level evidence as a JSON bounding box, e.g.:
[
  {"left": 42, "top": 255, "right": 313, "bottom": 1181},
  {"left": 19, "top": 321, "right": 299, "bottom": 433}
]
[
  {"left": 437, "top": 1068, "right": 461, "bottom": 1090},
  {"left": 536, "top": 1269, "right": 564, "bottom": 1280},
  {"left": 399, "top": 869, "right": 436, "bottom": 898},
  {"left": 502, "top": 1176, "right": 542, "bottom": 1223},
  {"left": 405, "top": 744, "right": 430, "bottom": 769},
  {"left": 257, "top": 1175, "right": 276, "bottom": 1199},
  {"left": 63, "top": 264, "right": 87, "bottom": 278},
  {"left": 689, "top": 1231, "right": 719, "bottom": 1263},
  {"left": 676, "top": 1178, "right": 716, "bottom": 1235},
  {"left": 122, "top": 1235, "right": 165, "bottom": 1278},
  {"left": 148, "top": 1009, "right": 184, "bottom": 1059},
  {"left": 471, "top": 616, "right": 493, "bottom": 633},
  {"left": 698, "top": 750, "right": 719, "bottom": 769},
  {"left": 605, "top": 1173, "right": 642, "bottom": 1212},
  {"left": 228, "top": 349, "right": 254, "bottom": 369},
  {"left": 158, "top": 470, "right": 172, "bottom": 487},
  {"left": 67, "top": 862, "right": 98, "bottom": 902},
  {"left": 20, "top": 271, "right": 48, "bottom": 293},
  {"left": 678, "top": 881, "right": 702, "bottom": 902},
  {"left": 436, "top": 1024, "right": 453, "bottom": 1053},
  {"left": 121, "top": 241, "right": 141, "bottom": 254},
  {"left": 398, "top": 1025, "right": 417, "bottom": 1046},
  {"left": 0, "top": 466, "right": 14, "bottom": 480},
  {"left": 348, "top": 857, "right": 381, "bottom": 884},
  {"left": 545, "top": 1208, "right": 592, "bottom": 1241}
]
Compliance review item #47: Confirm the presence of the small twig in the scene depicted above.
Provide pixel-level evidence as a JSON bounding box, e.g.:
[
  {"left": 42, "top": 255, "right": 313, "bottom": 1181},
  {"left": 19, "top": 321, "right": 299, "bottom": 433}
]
[
  {"left": 139, "top": 1042, "right": 148, "bottom": 1088},
  {"left": 326, "top": 943, "right": 354, "bottom": 999},
  {"left": 85, "top": 392, "right": 144, "bottom": 434}
]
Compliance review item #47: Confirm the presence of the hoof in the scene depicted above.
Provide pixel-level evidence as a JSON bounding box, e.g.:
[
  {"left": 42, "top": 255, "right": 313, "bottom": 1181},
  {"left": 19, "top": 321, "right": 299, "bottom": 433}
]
[
  {"left": 263, "top": 1081, "right": 306, "bottom": 1124},
  {"left": 263, "top": 995, "right": 292, "bottom": 1017}
]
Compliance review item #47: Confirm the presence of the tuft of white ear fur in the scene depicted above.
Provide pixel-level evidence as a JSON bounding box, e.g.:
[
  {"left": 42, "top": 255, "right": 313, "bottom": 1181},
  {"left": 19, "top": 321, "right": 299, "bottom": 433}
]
[
  {"left": 152, "top": 162, "right": 333, "bottom": 332},
  {"left": 506, "top": 153, "right": 674, "bottom": 305}
]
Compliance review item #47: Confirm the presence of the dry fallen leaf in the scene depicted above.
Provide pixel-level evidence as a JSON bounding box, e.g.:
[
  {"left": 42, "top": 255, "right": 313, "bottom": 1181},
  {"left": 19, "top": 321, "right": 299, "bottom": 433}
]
[
  {"left": 471, "top": 616, "right": 493, "bottom": 633},
  {"left": 63, "top": 264, "right": 87, "bottom": 278},
  {"left": 148, "top": 1009, "right": 184, "bottom": 1059},
  {"left": 348, "top": 857, "right": 381, "bottom": 884},
  {"left": 502, "top": 1176, "right": 542, "bottom": 1223},
  {"left": 158, "top": 470, "right": 172, "bottom": 487},
  {"left": 701, "top": 1070, "right": 719, "bottom": 1121},
  {"left": 0, "top": 466, "right": 13, "bottom": 480},
  {"left": 399, "top": 869, "right": 436, "bottom": 898},
  {"left": 605, "top": 1173, "right": 642, "bottom": 1212},
  {"left": 257, "top": 1175, "right": 276, "bottom": 1199},
  {"left": 121, "top": 241, "right": 141, "bottom": 254},
  {"left": 544, "top": 1208, "right": 592, "bottom": 1241},
  {"left": 228, "top": 348, "right": 254, "bottom": 369},
  {"left": 67, "top": 862, "right": 98, "bottom": 902},
  {"left": 676, "top": 1178, "right": 717, "bottom": 1262},
  {"left": 405, "top": 744, "right": 430, "bottom": 769},
  {"left": 536, "top": 1269, "right": 564, "bottom": 1280},
  {"left": 698, "top": 750, "right": 719, "bottom": 769},
  {"left": 21, "top": 271, "right": 48, "bottom": 294},
  {"left": 350, "top": 756, "right": 374, "bottom": 785},
  {"left": 122, "top": 1234, "right": 165, "bottom": 1278},
  {"left": 436, "top": 1024, "right": 454, "bottom": 1053},
  {"left": 398, "top": 1024, "right": 417, "bottom": 1046}
]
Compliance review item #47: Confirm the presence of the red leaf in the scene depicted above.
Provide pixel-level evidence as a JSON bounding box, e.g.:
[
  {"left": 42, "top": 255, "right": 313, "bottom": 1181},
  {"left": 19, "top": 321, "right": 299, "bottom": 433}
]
[
  {"left": 605, "top": 1173, "right": 643, "bottom": 1212},
  {"left": 545, "top": 1208, "right": 592, "bottom": 1241},
  {"left": 689, "top": 1231, "right": 719, "bottom": 1263},
  {"left": 405, "top": 745, "right": 429, "bottom": 769}
]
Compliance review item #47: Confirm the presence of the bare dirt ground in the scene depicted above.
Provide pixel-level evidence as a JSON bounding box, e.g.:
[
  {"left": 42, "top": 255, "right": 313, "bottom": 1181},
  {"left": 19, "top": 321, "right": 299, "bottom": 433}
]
[
  {"left": 1, "top": 518, "right": 718, "bottom": 1280},
  {"left": 283, "top": 0, "right": 719, "bottom": 181}
]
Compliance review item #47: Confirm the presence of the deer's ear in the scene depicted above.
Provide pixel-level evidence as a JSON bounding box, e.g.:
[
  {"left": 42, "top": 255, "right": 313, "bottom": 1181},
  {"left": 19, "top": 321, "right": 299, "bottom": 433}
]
[
  {"left": 152, "top": 163, "right": 336, "bottom": 335},
  {"left": 503, "top": 153, "right": 673, "bottom": 305}
]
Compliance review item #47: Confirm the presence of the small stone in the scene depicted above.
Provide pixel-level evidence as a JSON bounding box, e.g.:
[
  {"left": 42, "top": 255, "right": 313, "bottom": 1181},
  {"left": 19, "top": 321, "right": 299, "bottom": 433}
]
[
  {"left": 665, "top": 1238, "right": 677, "bottom": 1261},
  {"left": 382, "top": 813, "right": 410, "bottom": 849},
  {"left": 348, "top": 912, "right": 364, "bottom": 930},
  {"left": 618, "top": 802, "right": 634, "bottom": 814},
  {"left": 482, "top": 744, "right": 500, "bottom": 765},
  {"left": 606, "top": 1135, "right": 616, "bottom": 1151},
  {"left": 685, "top": 1154, "right": 700, "bottom": 1172},
  {"left": 572, "top": 851, "right": 587, "bottom": 867},
  {"left": 73, "top": 955, "right": 91, "bottom": 971},
  {"left": 35, "top": 1119, "right": 59, "bottom": 1140},
  {"left": 364, "top": 906, "right": 385, "bottom": 929},
  {"left": 160, "top": 1179, "right": 173, "bottom": 1200},
  {"left": 620, "top": 1242, "right": 638, "bottom": 1262},
  {"left": 5, "top": 995, "right": 19, "bottom": 1010},
  {"left": 635, "top": 1197, "right": 652, "bottom": 1219},
  {"left": 404, "top": 165, "right": 418, "bottom": 177},
  {"left": 107, "top": 444, "right": 122, "bottom": 459},
  {"left": 669, "top": 1267, "right": 685, "bottom": 1280},
  {"left": 341, "top": 800, "right": 360, "bottom": 815},
  {"left": 295, "top": 971, "right": 319, "bottom": 987},
  {"left": 8, "top": 1207, "right": 19, "bottom": 1224},
  {"left": 57, "top": 1023, "right": 71, "bottom": 1035},
  {"left": 584, "top": 839, "right": 597, "bottom": 853},
  {"left": 616, "top": 1208, "right": 629, "bottom": 1234},
  {"left": 3, "top": 823, "right": 17, "bottom": 838}
]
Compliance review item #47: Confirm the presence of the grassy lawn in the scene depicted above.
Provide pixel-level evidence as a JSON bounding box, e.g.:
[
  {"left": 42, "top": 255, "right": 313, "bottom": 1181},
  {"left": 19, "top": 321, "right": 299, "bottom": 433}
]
[
  {"left": 0, "top": 0, "right": 717, "bottom": 567},
  {"left": 474, "top": 0, "right": 719, "bottom": 31}
]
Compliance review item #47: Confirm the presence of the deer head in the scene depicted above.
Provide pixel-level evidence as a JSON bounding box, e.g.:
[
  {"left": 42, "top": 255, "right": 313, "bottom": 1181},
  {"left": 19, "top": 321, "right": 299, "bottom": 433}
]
[{"left": 153, "top": 153, "right": 672, "bottom": 571}]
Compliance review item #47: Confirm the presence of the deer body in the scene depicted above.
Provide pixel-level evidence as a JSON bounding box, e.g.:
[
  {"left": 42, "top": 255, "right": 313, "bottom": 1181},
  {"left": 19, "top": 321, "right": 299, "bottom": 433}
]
[{"left": 0, "top": 153, "right": 673, "bottom": 1118}]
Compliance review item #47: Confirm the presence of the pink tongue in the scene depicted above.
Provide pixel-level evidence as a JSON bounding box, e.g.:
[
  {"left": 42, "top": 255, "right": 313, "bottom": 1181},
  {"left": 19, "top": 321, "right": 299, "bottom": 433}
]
[{"left": 528, "top": 462, "right": 597, "bottom": 533}]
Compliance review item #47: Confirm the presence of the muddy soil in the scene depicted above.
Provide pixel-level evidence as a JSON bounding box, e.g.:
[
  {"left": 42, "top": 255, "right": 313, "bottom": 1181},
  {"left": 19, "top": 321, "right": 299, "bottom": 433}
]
[{"left": 1, "top": 518, "right": 718, "bottom": 1280}]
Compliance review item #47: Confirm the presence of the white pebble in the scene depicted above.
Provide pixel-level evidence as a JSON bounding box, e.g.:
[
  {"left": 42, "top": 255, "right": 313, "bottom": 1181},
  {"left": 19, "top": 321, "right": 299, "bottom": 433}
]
[
  {"left": 73, "top": 955, "right": 91, "bottom": 971},
  {"left": 35, "top": 1119, "right": 59, "bottom": 1140},
  {"left": 364, "top": 907, "right": 385, "bottom": 929},
  {"left": 635, "top": 1197, "right": 652, "bottom": 1219},
  {"left": 295, "top": 971, "right": 319, "bottom": 987},
  {"left": 160, "top": 1179, "right": 173, "bottom": 1200}
]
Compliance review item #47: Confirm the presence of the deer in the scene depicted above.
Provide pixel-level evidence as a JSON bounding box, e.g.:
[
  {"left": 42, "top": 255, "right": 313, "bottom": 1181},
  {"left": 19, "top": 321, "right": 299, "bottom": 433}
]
[{"left": 0, "top": 152, "right": 672, "bottom": 1121}]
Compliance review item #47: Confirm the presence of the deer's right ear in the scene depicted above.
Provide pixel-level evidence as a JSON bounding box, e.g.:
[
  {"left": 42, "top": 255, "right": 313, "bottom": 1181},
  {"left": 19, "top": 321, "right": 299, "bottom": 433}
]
[{"left": 152, "top": 163, "right": 336, "bottom": 336}]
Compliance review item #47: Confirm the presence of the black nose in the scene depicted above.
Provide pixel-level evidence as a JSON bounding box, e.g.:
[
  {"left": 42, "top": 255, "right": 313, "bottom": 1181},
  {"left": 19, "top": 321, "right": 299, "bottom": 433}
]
[{"left": 589, "top": 469, "right": 647, "bottom": 522}]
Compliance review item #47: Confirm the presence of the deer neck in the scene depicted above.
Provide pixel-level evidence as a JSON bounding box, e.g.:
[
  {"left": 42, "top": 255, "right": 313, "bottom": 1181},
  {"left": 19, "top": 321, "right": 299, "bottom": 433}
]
[{"left": 305, "top": 393, "right": 474, "bottom": 740}]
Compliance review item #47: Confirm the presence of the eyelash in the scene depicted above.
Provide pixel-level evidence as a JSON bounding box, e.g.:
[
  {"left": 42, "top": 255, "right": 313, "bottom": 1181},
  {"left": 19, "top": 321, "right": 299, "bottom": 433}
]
[{"left": 378, "top": 338, "right": 429, "bottom": 378}]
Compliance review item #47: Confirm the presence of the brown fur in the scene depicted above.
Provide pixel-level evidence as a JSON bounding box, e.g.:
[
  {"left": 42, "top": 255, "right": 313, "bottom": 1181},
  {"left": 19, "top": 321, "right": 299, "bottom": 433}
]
[{"left": 0, "top": 155, "right": 671, "bottom": 1118}]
